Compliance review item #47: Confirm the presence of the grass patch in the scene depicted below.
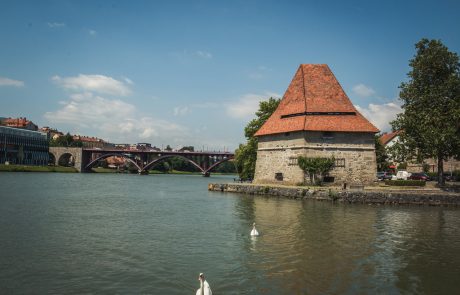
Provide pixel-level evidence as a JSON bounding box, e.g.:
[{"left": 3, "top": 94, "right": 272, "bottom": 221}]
[
  {"left": 0, "top": 164, "right": 77, "bottom": 173},
  {"left": 384, "top": 180, "right": 426, "bottom": 187},
  {"left": 91, "top": 167, "right": 118, "bottom": 173}
]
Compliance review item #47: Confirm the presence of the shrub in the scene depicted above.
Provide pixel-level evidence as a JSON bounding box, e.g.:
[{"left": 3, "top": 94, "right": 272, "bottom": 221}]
[{"left": 384, "top": 180, "right": 426, "bottom": 186}]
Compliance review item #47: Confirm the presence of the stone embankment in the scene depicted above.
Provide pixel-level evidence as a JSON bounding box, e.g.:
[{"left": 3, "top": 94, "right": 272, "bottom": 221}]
[{"left": 208, "top": 183, "right": 460, "bottom": 206}]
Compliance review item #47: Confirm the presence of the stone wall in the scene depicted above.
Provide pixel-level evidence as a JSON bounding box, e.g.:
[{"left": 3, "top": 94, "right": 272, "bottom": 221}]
[
  {"left": 49, "top": 147, "right": 84, "bottom": 172},
  {"left": 254, "top": 131, "right": 377, "bottom": 185},
  {"left": 208, "top": 183, "right": 460, "bottom": 206}
]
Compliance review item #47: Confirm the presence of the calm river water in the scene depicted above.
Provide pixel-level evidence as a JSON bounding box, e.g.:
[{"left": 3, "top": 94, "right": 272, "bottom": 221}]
[{"left": 1, "top": 172, "right": 460, "bottom": 294}]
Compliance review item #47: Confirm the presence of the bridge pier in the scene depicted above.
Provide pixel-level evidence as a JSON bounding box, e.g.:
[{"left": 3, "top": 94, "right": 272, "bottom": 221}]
[{"left": 202, "top": 171, "right": 210, "bottom": 177}]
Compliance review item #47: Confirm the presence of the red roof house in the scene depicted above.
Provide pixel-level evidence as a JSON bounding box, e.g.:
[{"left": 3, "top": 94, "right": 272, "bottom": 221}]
[
  {"left": 255, "top": 64, "right": 378, "bottom": 137},
  {"left": 253, "top": 64, "right": 379, "bottom": 185}
]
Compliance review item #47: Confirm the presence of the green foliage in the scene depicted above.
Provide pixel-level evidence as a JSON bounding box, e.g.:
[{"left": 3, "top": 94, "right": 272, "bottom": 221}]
[
  {"left": 297, "top": 156, "right": 335, "bottom": 185},
  {"left": 49, "top": 132, "right": 83, "bottom": 147},
  {"left": 165, "top": 145, "right": 173, "bottom": 151},
  {"left": 375, "top": 134, "right": 390, "bottom": 170},
  {"left": 397, "top": 162, "right": 407, "bottom": 170},
  {"left": 391, "top": 39, "right": 460, "bottom": 184},
  {"left": 235, "top": 97, "right": 281, "bottom": 180},
  {"left": 384, "top": 180, "right": 426, "bottom": 187}
]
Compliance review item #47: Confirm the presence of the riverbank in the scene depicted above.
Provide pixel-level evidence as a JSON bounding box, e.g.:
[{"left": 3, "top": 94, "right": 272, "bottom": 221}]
[
  {"left": 0, "top": 164, "right": 77, "bottom": 173},
  {"left": 208, "top": 183, "right": 460, "bottom": 206}
]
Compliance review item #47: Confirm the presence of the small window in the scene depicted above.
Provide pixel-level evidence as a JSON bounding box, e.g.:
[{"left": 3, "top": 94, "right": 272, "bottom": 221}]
[
  {"left": 288, "top": 157, "right": 298, "bottom": 166},
  {"left": 275, "top": 172, "right": 283, "bottom": 181},
  {"left": 284, "top": 132, "right": 290, "bottom": 136},
  {"left": 322, "top": 131, "right": 334, "bottom": 139},
  {"left": 334, "top": 158, "right": 345, "bottom": 167}
]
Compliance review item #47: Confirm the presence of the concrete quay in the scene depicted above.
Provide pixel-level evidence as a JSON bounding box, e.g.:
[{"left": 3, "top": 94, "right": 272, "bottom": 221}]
[{"left": 208, "top": 183, "right": 460, "bottom": 206}]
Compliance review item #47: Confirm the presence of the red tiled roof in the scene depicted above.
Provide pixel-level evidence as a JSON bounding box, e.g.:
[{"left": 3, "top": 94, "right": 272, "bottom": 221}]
[
  {"left": 255, "top": 64, "right": 379, "bottom": 136},
  {"left": 379, "top": 130, "right": 401, "bottom": 146}
]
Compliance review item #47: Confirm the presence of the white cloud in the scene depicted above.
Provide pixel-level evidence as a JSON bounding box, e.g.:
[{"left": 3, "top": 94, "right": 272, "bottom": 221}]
[
  {"left": 352, "top": 83, "right": 376, "bottom": 98},
  {"left": 52, "top": 74, "right": 131, "bottom": 96},
  {"left": 355, "top": 102, "right": 402, "bottom": 132},
  {"left": 173, "top": 106, "right": 190, "bottom": 116},
  {"left": 44, "top": 92, "right": 187, "bottom": 143},
  {"left": 89, "top": 29, "right": 97, "bottom": 36},
  {"left": 195, "top": 50, "right": 212, "bottom": 59},
  {"left": 123, "top": 77, "right": 134, "bottom": 85},
  {"left": 225, "top": 92, "right": 281, "bottom": 119},
  {"left": 0, "top": 77, "right": 24, "bottom": 87},
  {"left": 47, "top": 22, "right": 66, "bottom": 28}
]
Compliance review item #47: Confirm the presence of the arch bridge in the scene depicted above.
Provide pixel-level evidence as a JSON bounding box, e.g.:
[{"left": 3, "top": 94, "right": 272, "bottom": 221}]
[{"left": 49, "top": 147, "right": 234, "bottom": 176}]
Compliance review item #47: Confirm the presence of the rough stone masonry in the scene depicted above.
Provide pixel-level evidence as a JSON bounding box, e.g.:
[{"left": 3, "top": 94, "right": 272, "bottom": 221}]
[{"left": 253, "top": 64, "right": 379, "bottom": 185}]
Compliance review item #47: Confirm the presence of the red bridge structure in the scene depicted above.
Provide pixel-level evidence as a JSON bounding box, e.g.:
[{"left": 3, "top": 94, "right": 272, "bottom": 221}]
[{"left": 82, "top": 148, "right": 234, "bottom": 176}]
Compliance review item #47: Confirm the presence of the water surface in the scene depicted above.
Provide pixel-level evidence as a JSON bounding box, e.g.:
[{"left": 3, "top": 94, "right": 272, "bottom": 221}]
[{"left": 1, "top": 172, "right": 459, "bottom": 294}]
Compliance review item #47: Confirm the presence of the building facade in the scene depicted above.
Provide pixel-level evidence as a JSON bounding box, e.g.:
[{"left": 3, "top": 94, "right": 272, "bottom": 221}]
[
  {"left": 0, "top": 126, "right": 49, "bottom": 165},
  {"left": 0, "top": 117, "right": 38, "bottom": 131},
  {"left": 254, "top": 64, "right": 379, "bottom": 185}
]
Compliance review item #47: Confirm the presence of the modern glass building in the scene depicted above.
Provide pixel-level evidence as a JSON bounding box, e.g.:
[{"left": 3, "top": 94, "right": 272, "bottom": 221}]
[{"left": 0, "top": 126, "right": 49, "bottom": 165}]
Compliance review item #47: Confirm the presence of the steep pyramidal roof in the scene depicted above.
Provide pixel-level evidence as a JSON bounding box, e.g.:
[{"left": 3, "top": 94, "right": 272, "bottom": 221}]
[{"left": 255, "top": 64, "right": 379, "bottom": 136}]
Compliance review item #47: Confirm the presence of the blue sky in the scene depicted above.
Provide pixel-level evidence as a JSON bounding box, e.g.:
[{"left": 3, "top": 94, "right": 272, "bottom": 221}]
[{"left": 1, "top": 0, "right": 459, "bottom": 150}]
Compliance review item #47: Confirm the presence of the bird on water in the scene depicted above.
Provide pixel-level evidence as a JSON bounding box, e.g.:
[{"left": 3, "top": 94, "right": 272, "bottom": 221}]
[
  {"left": 250, "top": 222, "right": 259, "bottom": 236},
  {"left": 196, "top": 273, "right": 212, "bottom": 295}
]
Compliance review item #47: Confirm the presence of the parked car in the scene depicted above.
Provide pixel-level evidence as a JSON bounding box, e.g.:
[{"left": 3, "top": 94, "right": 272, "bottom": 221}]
[
  {"left": 443, "top": 173, "right": 457, "bottom": 181},
  {"left": 409, "top": 172, "right": 431, "bottom": 181},
  {"left": 377, "top": 171, "right": 393, "bottom": 181},
  {"left": 396, "top": 170, "right": 411, "bottom": 180}
]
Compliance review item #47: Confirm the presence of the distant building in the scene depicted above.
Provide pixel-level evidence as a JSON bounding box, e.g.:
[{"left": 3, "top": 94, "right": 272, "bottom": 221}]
[
  {"left": 0, "top": 126, "right": 49, "bottom": 165},
  {"left": 254, "top": 64, "right": 379, "bottom": 185},
  {"left": 39, "top": 126, "right": 64, "bottom": 140},
  {"left": 114, "top": 143, "right": 130, "bottom": 149},
  {"left": 0, "top": 117, "right": 38, "bottom": 131},
  {"left": 73, "top": 135, "right": 109, "bottom": 148},
  {"left": 379, "top": 130, "right": 460, "bottom": 173},
  {"left": 137, "top": 143, "right": 152, "bottom": 150}
]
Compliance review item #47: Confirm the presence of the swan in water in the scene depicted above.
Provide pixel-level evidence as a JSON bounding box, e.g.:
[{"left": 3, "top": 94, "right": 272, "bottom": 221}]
[
  {"left": 250, "top": 222, "right": 259, "bottom": 236},
  {"left": 196, "top": 273, "right": 212, "bottom": 295}
]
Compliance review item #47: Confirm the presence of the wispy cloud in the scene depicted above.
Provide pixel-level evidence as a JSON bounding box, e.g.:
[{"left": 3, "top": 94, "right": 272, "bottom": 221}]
[
  {"left": 0, "top": 76, "right": 24, "bottom": 87},
  {"left": 89, "top": 29, "right": 97, "bottom": 36},
  {"left": 195, "top": 50, "right": 212, "bottom": 59},
  {"left": 173, "top": 106, "right": 190, "bottom": 116},
  {"left": 44, "top": 92, "right": 187, "bottom": 143},
  {"left": 225, "top": 92, "right": 281, "bottom": 119},
  {"left": 47, "top": 22, "right": 66, "bottom": 28},
  {"left": 52, "top": 74, "right": 131, "bottom": 96},
  {"left": 352, "top": 83, "right": 376, "bottom": 98},
  {"left": 355, "top": 102, "right": 402, "bottom": 132}
]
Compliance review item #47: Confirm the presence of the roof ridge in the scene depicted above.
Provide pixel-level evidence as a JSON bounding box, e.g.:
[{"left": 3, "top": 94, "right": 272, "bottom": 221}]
[{"left": 254, "top": 64, "right": 379, "bottom": 136}]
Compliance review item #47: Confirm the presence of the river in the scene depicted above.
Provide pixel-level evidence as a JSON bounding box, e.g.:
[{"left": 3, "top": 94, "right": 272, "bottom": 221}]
[{"left": 1, "top": 172, "right": 459, "bottom": 294}]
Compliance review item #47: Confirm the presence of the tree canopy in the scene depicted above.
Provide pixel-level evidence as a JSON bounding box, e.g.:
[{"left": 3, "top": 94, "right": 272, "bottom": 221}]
[
  {"left": 297, "top": 156, "right": 335, "bottom": 185},
  {"left": 391, "top": 38, "right": 460, "bottom": 184},
  {"left": 235, "top": 97, "right": 280, "bottom": 180}
]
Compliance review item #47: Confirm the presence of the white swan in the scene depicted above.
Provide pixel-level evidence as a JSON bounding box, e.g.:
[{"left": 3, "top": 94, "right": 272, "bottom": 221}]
[
  {"left": 196, "top": 273, "right": 212, "bottom": 295},
  {"left": 250, "top": 222, "right": 259, "bottom": 236}
]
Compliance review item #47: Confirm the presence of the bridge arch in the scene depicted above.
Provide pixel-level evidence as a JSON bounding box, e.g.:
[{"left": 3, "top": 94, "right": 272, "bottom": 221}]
[
  {"left": 58, "top": 152, "right": 75, "bottom": 167},
  {"left": 142, "top": 155, "right": 204, "bottom": 173},
  {"left": 84, "top": 153, "right": 142, "bottom": 171},
  {"left": 48, "top": 153, "right": 56, "bottom": 165},
  {"left": 203, "top": 156, "right": 234, "bottom": 175}
]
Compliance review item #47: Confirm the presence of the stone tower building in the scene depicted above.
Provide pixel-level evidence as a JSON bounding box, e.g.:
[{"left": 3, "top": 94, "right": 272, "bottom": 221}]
[{"left": 254, "top": 64, "right": 379, "bottom": 185}]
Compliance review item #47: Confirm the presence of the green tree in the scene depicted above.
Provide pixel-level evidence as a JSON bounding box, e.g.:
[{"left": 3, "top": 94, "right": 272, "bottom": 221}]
[
  {"left": 375, "top": 134, "right": 389, "bottom": 171},
  {"left": 391, "top": 39, "right": 460, "bottom": 185},
  {"left": 234, "top": 97, "right": 280, "bottom": 180},
  {"left": 297, "top": 156, "right": 335, "bottom": 185}
]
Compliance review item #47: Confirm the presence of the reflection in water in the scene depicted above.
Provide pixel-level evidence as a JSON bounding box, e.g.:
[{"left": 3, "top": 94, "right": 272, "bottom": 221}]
[
  {"left": 1, "top": 173, "right": 460, "bottom": 294},
  {"left": 234, "top": 196, "right": 460, "bottom": 294}
]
